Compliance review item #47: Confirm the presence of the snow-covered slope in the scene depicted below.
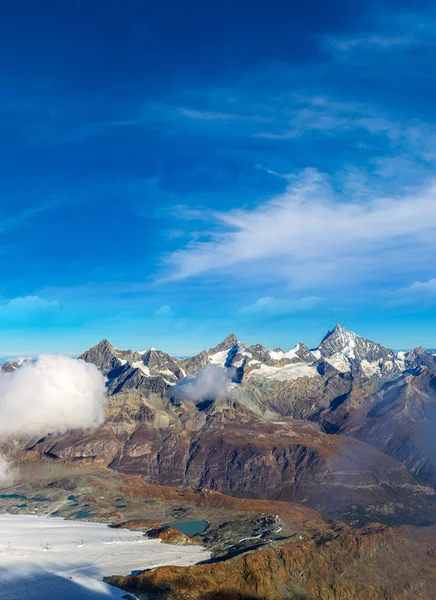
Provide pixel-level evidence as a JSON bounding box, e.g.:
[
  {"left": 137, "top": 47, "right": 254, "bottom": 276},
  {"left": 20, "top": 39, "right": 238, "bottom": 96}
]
[
  {"left": 246, "top": 361, "right": 317, "bottom": 381},
  {"left": 0, "top": 514, "right": 209, "bottom": 600}
]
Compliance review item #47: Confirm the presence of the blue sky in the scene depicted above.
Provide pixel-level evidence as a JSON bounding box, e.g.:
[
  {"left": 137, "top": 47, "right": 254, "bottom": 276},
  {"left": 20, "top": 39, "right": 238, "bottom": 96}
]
[{"left": 1, "top": 0, "right": 436, "bottom": 355}]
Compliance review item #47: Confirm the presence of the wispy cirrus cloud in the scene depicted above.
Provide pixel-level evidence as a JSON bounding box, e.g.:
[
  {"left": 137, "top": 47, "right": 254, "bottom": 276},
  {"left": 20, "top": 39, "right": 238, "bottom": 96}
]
[
  {"left": 162, "top": 169, "right": 436, "bottom": 295},
  {"left": 0, "top": 202, "right": 58, "bottom": 234},
  {"left": 178, "top": 107, "right": 271, "bottom": 123},
  {"left": 327, "top": 34, "right": 419, "bottom": 52}
]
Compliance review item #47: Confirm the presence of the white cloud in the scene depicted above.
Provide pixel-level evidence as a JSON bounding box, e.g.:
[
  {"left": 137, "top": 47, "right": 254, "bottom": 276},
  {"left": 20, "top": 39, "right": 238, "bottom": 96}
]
[
  {"left": 238, "top": 296, "right": 321, "bottom": 315},
  {"left": 171, "top": 364, "right": 234, "bottom": 403},
  {"left": 0, "top": 355, "right": 106, "bottom": 438},
  {"left": 0, "top": 355, "right": 107, "bottom": 486},
  {"left": 256, "top": 96, "right": 407, "bottom": 142},
  {"left": 327, "top": 34, "right": 417, "bottom": 52},
  {"left": 163, "top": 169, "right": 436, "bottom": 292}
]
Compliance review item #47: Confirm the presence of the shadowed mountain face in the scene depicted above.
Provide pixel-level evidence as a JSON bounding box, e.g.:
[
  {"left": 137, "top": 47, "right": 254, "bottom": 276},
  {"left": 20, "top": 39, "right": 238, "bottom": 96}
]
[{"left": 317, "top": 367, "right": 436, "bottom": 487}]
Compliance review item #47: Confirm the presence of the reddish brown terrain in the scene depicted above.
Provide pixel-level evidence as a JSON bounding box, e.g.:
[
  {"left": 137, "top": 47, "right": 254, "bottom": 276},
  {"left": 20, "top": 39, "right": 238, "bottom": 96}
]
[{"left": 108, "top": 522, "right": 436, "bottom": 600}]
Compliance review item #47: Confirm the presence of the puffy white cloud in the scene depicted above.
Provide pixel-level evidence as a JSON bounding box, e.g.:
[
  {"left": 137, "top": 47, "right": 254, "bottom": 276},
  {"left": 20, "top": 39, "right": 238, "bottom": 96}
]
[
  {"left": 0, "top": 355, "right": 107, "bottom": 486},
  {"left": 0, "top": 355, "right": 106, "bottom": 438},
  {"left": 171, "top": 364, "right": 234, "bottom": 403}
]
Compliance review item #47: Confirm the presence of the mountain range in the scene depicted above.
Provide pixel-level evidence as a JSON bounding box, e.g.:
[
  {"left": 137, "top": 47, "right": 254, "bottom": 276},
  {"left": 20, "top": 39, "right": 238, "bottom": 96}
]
[
  {"left": 13, "top": 324, "right": 436, "bottom": 526},
  {"left": 77, "top": 323, "right": 408, "bottom": 391}
]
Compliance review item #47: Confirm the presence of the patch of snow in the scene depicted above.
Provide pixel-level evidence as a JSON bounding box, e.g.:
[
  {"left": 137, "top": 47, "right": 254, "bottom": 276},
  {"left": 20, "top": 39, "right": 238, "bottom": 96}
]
[
  {"left": 208, "top": 350, "right": 230, "bottom": 367},
  {"left": 311, "top": 350, "right": 321, "bottom": 360},
  {"left": 269, "top": 343, "right": 301, "bottom": 361},
  {"left": 247, "top": 362, "right": 317, "bottom": 381},
  {"left": 132, "top": 362, "right": 150, "bottom": 376},
  {"left": 0, "top": 514, "right": 209, "bottom": 600},
  {"left": 324, "top": 355, "right": 350, "bottom": 373}
]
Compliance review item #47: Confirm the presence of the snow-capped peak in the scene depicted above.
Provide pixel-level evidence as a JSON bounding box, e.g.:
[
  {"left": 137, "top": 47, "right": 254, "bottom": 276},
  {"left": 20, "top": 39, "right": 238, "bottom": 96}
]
[{"left": 316, "top": 324, "right": 400, "bottom": 377}]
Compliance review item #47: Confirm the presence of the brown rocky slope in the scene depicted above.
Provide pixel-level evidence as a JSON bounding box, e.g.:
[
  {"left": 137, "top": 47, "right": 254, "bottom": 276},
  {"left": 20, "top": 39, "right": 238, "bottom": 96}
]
[
  {"left": 107, "top": 522, "right": 436, "bottom": 600},
  {"left": 27, "top": 395, "right": 436, "bottom": 524}
]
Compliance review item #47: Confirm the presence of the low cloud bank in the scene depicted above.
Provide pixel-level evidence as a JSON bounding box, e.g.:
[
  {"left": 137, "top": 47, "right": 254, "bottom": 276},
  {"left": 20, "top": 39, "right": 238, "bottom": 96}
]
[
  {"left": 171, "top": 364, "right": 234, "bottom": 403},
  {"left": 0, "top": 355, "right": 107, "bottom": 486}
]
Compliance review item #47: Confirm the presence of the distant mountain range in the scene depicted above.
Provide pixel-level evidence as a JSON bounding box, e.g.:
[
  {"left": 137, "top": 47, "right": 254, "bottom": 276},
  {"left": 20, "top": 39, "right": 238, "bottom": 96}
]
[
  {"left": 7, "top": 323, "right": 434, "bottom": 527},
  {"left": 71, "top": 323, "right": 434, "bottom": 391}
]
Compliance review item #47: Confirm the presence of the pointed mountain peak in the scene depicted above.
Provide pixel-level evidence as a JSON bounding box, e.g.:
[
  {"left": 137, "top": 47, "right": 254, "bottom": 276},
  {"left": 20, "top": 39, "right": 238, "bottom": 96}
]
[
  {"left": 413, "top": 345, "right": 427, "bottom": 355},
  {"left": 80, "top": 338, "right": 117, "bottom": 357},
  {"left": 223, "top": 332, "right": 238, "bottom": 345},
  {"left": 95, "top": 338, "right": 116, "bottom": 351},
  {"left": 209, "top": 332, "right": 239, "bottom": 354},
  {"left": 320, "top": 323, "right": 356, "bottom": 345}
]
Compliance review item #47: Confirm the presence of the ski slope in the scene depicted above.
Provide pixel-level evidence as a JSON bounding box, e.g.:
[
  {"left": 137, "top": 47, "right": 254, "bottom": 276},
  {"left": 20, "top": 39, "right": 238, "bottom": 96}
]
[{"left": 0, "top": 514, "right": 210, "bottom": 599}]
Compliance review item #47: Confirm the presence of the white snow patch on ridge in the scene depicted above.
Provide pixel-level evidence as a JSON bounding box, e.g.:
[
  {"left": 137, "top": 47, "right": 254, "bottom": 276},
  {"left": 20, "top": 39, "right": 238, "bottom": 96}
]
[
  {"left": 208, "top": 350, "right": 230, "bottom": 367},
  {"left": 269, "top": 343, "right": 301, "bottom": 361},
  {"left": 248, "top": 362, "right": 317, "bottom": 381},
  {"left": 132, "top": 361, "right": 150, "bottom": 376},
  {"left": 0, "top": 514, "right": 209, "bottom": 600}
]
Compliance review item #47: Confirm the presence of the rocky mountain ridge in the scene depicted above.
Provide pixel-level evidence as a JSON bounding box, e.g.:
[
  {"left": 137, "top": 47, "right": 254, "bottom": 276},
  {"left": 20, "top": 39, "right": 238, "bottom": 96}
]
[{"left": 78, "top": 324, "right": 410, "bottom": 394}]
